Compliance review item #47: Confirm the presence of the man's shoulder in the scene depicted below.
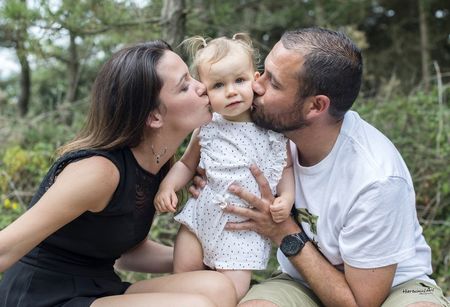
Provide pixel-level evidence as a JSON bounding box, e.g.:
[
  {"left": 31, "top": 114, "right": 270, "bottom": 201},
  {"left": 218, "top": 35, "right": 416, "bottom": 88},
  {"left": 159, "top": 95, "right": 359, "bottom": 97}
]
[{"left": 336, "top": 111, "right": 412, "bottom": 186}]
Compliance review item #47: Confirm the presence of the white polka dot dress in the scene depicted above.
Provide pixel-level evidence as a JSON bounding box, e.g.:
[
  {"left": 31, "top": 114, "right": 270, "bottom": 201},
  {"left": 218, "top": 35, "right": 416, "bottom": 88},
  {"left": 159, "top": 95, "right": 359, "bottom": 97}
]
[{"left": 175, "top": 113, "right": 288, "bottom": 270}]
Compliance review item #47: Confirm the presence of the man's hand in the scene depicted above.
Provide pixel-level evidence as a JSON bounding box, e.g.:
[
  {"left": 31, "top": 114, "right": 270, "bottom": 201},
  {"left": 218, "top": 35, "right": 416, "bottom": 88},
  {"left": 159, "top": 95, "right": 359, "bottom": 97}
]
[
  {"left": 224, "top": 165, "right": 300, "bottom": 245},
  {"left": 188, "top": 167, "right": 206, "bottom": 198}
]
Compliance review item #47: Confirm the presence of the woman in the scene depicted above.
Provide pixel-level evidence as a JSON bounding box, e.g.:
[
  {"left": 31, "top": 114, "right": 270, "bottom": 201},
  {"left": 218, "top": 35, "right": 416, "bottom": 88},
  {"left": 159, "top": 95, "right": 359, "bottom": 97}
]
[{"left": 0, "top": 40, "right": 236, "bottom": 307}]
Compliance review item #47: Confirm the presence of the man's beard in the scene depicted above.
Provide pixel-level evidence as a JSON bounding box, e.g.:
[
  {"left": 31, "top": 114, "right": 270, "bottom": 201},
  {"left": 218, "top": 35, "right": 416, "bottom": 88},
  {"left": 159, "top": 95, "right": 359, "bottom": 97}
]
[{"left": 250, "top": 100, "right": 309, "bottom": 133}]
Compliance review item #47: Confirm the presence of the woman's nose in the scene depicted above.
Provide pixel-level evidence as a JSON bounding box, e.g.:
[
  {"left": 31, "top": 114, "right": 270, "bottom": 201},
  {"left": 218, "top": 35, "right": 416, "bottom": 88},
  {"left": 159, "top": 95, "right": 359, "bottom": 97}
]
[{"left": 196, "top": 80, "right": 207, "bottom": 96}]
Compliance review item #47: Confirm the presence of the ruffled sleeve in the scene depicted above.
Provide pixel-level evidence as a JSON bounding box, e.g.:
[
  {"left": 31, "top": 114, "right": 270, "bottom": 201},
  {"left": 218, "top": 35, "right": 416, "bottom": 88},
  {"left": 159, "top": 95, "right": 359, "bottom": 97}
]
[{"left": 265, "top": 130, "right": 288, "bottom": 191}]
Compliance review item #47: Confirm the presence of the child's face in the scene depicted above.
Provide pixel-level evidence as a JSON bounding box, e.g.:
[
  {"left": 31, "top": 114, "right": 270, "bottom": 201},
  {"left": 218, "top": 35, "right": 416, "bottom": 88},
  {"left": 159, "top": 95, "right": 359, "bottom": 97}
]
[{"left": 198, "top": 49, "right": 256, "bottom": 122}]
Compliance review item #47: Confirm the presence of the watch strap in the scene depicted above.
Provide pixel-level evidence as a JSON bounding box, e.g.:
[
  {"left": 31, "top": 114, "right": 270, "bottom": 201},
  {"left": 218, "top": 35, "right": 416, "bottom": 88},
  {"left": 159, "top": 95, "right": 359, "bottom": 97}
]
[{"left": 296, "top": 231, "right": 310, "bottom": 244}]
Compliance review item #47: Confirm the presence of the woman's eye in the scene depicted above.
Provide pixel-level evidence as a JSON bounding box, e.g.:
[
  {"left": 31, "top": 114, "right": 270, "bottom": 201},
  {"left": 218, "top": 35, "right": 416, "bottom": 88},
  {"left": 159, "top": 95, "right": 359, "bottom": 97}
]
[{"left": 181, "top": 84, "right": 189, "bottom": 92}]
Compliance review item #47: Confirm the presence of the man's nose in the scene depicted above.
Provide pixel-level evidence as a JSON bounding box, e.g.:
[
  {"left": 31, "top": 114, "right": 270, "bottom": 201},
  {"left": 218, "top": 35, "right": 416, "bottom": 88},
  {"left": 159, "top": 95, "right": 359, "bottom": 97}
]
[{"left": 252, "top": 77, "right": 265, "bottom": 96}]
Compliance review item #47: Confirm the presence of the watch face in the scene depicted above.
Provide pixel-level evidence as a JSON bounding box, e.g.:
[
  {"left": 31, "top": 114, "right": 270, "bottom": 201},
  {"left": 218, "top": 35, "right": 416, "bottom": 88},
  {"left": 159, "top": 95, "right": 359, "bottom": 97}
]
[{"left": 281, "top": 235, "right": 302, "bottom": 257}]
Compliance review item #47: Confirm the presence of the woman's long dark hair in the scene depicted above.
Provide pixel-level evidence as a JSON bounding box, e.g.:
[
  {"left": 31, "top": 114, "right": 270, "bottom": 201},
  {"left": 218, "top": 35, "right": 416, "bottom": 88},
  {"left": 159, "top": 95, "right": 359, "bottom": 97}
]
[{"left": 58, "top": 40, "right": 172, "bottom": 155}]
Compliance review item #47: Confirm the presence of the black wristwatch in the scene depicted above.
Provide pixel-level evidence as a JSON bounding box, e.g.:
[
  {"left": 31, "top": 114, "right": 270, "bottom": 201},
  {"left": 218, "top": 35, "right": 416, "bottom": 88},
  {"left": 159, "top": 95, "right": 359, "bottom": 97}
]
[{"left": 280, "top": 232, "right": 310, "bottom": 257}]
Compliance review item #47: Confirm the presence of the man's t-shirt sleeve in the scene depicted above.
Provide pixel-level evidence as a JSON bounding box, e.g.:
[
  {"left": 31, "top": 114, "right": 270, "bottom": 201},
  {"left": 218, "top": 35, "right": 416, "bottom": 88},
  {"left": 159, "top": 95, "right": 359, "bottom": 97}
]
[{"left": 339, "top": 176, "right": 416, "bottom": 268}]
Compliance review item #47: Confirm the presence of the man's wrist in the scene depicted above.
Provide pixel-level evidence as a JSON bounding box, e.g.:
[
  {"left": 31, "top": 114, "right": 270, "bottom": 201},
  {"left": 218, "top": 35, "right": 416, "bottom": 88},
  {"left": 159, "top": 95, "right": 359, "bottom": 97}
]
[
  {"left": 280, "top": 231, "right": 310, "bottom": 258},
  {"left": 274, "top": 216, "right": 301, "bottom": 245}
]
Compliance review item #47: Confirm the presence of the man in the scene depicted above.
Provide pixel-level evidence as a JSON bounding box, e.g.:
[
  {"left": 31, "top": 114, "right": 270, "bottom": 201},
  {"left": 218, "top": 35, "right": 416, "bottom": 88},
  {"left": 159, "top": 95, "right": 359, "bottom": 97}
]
[{"left": 215, "top": 28, "right": 449, "bottom": 306}]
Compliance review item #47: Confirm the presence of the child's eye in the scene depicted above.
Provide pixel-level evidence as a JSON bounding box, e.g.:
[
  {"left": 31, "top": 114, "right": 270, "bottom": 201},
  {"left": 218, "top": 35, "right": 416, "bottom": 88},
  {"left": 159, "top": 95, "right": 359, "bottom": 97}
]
[
  {"left": 212, "top": 82, "right": 223, "bottom": 89},
  {"left": 235, "top": 78, "right": 245, "bottom": 83}
]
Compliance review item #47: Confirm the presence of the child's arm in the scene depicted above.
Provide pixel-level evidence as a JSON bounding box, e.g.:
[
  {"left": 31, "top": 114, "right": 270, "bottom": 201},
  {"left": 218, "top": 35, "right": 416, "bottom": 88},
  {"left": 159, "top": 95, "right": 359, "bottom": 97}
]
[
  {"left": 270, "top": 144, "right": 295, "bottom": 223},
  {"left": 154, "top": 129, "right": 202, "bottom": 213}
]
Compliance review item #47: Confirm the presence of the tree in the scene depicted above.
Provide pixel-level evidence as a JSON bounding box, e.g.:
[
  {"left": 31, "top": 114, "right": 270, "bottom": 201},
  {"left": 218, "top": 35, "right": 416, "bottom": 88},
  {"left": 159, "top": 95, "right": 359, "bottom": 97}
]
[
  {"left": 0, "top": 0, "right": 37, "bottom": 116},
  {"left": 36, "top": 0, "right": 160, "bottom": 105},
  {"left": 161, "top": 0, "right": 186, "bottom": 47},
  {"left": 418, "top": 0, "right": 431, "bottom": 91}
]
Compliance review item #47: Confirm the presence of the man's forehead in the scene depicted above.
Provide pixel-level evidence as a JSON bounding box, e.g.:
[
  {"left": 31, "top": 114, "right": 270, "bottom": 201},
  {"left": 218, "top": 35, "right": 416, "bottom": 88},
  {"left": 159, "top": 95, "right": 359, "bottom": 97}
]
[{"left": 265, "top": 42, "right": 303, "bottom": 78}]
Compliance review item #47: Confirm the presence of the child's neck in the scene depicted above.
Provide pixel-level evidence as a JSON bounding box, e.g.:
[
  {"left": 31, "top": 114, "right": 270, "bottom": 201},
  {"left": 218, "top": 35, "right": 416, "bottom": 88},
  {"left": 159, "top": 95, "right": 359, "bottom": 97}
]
[{"left": 222, "top": 111, "right": 252, "bottom": 122}]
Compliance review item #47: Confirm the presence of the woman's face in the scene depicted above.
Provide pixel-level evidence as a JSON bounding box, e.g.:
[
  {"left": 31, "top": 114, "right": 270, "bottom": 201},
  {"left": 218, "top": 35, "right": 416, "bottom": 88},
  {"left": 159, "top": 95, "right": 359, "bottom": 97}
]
[{"left": 157, "top": 51, "right": 212, "bottom": 132}]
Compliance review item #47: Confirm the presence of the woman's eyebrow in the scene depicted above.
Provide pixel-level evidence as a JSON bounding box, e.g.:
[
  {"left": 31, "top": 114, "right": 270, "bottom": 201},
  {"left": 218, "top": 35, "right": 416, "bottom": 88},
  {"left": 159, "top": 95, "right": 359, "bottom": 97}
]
[{"left": 176, "top": 73, "right": 188, "bottom": 88}]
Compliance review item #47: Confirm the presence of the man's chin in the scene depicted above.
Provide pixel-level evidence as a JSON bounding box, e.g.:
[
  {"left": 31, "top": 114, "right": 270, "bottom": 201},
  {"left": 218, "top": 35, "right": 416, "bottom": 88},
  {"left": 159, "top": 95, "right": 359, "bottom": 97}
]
[{"left": 251, "top": 109, "right": 278, "bottom": 131}]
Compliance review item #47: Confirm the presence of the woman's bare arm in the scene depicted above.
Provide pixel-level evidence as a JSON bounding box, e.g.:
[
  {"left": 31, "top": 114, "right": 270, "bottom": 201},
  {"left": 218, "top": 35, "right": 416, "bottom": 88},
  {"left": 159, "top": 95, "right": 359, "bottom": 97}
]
[{"left": 0, "top": 156, "right": 119, "bottom": 272}]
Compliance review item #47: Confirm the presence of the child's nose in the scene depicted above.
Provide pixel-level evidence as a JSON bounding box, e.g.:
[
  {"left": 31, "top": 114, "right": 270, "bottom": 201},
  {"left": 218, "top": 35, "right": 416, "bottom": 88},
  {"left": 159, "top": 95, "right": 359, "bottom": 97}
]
[{"left": 226, "top": 84, "right": 237, "bottom": 97}]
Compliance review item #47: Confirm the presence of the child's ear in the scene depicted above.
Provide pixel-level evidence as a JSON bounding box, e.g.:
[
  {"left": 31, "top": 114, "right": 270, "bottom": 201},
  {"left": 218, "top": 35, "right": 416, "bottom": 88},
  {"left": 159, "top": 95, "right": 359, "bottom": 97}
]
[
  {"left": 146, "top": 110, "right": 164, "bottom": 128},
  {"left": 254, "top": 71, "right": 260, "bottom": 80}
]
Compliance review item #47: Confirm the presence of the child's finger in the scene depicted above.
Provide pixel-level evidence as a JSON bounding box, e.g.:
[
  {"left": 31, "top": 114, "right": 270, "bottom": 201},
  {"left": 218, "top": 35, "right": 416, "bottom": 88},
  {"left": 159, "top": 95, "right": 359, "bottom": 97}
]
[
  {"left": 270, "top": 205, "right": 282, "bottom": 213},
  {"left": 272, "top": 216, "right": 283, "bottom": 223}
]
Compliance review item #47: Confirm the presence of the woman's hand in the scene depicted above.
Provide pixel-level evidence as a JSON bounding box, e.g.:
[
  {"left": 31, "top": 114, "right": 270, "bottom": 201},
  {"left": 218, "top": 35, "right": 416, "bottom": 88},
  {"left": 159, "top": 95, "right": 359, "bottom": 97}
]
[{"left": 224, "top": 165, "right": 300, "bottom": 245}]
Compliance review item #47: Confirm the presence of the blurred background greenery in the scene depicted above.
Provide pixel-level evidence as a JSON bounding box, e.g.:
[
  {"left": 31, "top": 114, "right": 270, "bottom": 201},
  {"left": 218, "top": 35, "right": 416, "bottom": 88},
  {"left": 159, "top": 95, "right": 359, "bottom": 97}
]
[{"left": 0, "top": 0, "right": 449, "bottom": 296}]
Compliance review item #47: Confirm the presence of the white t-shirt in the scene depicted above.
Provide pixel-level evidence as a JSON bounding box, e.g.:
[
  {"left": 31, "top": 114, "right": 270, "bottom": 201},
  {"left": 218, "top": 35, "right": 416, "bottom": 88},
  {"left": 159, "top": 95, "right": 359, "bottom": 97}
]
[{"left": 278, "top": 111, "right": 434, "bottom": 287}]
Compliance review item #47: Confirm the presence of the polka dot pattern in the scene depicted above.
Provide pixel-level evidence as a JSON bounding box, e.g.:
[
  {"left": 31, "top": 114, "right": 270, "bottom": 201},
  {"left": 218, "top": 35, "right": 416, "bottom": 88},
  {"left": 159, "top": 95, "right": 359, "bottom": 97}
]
[{"left": 175, "top": 113, "right": 287, "bottom": 270}]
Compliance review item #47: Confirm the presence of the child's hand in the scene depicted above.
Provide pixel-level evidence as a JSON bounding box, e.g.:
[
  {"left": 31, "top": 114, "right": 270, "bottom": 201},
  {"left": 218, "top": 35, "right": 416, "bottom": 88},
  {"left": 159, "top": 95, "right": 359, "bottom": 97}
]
[
  {"left": 270, "top": 197, "right": 292, "bottom": 223},
  {"left": 154, "top": 188, "right": 178, "bottom": 213}
]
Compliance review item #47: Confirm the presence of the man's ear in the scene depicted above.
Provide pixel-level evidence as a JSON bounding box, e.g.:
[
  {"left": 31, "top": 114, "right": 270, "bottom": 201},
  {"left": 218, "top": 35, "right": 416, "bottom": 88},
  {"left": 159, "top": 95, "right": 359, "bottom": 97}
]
[
  {"left": 305, "top": 95, "right": 330, "bottom": 118},
  {"left": 146, "top": 111, "right": 164, "bottom": 128},
  {"left": 254, "top": 71, "right": 260, "bottom": 80}
]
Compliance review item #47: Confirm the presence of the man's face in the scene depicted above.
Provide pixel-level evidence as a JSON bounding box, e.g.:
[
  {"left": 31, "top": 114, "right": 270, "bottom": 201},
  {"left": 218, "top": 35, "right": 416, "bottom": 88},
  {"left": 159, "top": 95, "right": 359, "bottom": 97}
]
[{"left": 251, "top": 42, "right": 309, "bottom": 133}]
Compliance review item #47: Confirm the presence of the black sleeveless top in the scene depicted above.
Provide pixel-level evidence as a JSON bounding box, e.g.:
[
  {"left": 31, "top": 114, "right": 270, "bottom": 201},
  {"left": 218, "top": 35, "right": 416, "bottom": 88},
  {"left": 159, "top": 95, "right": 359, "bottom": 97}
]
[{"left": 0, "top": 148, "right": 165, "bottom": 306}]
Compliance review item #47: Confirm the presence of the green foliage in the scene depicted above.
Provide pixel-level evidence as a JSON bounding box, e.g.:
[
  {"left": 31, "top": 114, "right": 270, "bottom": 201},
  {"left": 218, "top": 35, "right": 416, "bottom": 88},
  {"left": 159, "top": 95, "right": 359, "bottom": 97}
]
[{"left": 0, "top": 143, "right": 53, "bottom": 229}]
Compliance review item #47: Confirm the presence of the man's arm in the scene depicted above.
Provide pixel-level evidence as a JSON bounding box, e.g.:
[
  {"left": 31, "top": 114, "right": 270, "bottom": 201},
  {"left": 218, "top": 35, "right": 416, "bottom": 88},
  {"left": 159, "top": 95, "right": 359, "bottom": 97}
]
[{"left": 225, "top": 165, "right": 395, "bottom": 307}]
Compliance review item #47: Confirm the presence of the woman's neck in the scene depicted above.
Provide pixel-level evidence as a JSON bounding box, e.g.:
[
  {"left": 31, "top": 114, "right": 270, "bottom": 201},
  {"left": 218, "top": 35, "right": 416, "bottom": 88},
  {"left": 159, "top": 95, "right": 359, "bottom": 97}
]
[{"left": 131, "top": 127, "right": 187, "bottom": 174}]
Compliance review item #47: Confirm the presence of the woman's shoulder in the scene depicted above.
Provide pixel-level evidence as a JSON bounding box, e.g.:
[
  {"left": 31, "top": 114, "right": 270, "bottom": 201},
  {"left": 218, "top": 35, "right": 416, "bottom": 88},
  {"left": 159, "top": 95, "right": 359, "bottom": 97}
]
[
  {"left": 63, "top": 154, "right": 119, "bottom": 178},
  {"left": 54, "top": 154, "right": 120, "bottom": 212}
]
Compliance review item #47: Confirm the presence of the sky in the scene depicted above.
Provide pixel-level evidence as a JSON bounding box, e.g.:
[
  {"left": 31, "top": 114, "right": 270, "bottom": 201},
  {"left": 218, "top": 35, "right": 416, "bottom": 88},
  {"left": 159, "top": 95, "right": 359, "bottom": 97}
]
[{"left": 0, "top": 49, "right": 20, "bottom": 79}]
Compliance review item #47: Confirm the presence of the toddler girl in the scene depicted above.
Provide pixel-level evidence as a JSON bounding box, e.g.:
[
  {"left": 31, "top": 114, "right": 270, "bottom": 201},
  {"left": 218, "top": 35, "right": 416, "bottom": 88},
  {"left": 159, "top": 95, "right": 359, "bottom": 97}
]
[{"left": 154, "top": 33, "right": 294, "bottom": 300}]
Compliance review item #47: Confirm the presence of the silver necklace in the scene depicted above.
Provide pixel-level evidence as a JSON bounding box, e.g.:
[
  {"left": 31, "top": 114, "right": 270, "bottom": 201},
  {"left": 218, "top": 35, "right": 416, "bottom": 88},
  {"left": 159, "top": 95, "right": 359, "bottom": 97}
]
[{"left": 151, "top": 145, "right": 167, "bottom": 164}]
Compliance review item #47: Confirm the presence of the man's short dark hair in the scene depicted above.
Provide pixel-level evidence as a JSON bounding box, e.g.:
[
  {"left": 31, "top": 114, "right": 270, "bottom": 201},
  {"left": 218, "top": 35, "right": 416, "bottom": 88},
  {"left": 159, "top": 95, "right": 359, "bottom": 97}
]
[{"left": 281, "top": 27, "right": 362, "bottom": 119}]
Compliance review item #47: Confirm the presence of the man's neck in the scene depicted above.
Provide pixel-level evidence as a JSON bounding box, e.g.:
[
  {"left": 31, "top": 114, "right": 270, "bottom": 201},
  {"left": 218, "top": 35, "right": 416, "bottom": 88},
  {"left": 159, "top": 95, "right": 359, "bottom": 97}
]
[{"left": 286, "top": 117, "right": 343, "bottom": 167}]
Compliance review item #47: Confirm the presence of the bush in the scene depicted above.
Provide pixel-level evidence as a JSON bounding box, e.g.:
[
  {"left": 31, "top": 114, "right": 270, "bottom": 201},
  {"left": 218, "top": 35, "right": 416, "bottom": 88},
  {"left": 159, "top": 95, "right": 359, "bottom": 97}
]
[{"left": 0, "top": 143, "right": 54, "bottom": 228}]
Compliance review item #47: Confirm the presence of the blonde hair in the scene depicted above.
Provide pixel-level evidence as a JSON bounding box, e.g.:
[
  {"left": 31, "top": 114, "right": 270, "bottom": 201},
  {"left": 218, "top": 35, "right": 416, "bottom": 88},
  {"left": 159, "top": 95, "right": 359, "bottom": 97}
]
[{"left": 180, "top": 33, "right": 258, "bottom": 79}]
